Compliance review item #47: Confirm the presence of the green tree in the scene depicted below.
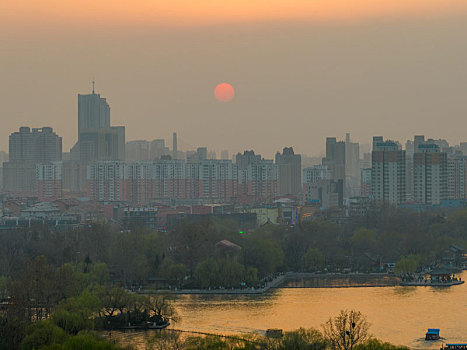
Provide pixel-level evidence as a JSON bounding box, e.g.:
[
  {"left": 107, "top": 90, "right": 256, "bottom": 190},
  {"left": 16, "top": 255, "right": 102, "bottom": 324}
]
[
  {"left": 166, "top": 263, "right": 187, "bottom": 288},
  {"left": 301, "top": 248, "right": 325, "bottom": 272},
  {"left": 244, "top": 239, "right": 284, "bottom": 277},
  {"left": 394, "top": 255, "right": 421, "bottom": 274},
  {"left": 20, "top": 320, "right": 67, "bottom": 350},
  {"left": 244, "top": 267, "right": 259, "bottom": 286},
  {"left": 279, "top": 328, "right": 327, "bottom": 350},
  {"left": 194, "top": 258, "right": 220, "bottom": 288}
]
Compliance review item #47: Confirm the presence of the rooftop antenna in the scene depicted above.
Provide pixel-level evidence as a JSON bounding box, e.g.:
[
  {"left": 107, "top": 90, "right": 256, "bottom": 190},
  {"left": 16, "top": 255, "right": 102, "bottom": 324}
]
[{"left": 92, "top": 79, "right": 95, "bottom": 94}]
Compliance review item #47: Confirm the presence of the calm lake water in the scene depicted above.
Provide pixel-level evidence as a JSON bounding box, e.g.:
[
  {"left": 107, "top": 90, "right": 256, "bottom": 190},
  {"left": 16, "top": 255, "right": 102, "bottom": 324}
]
[{"left": 171, "top": 271, "right": 467, "bottom": 349}]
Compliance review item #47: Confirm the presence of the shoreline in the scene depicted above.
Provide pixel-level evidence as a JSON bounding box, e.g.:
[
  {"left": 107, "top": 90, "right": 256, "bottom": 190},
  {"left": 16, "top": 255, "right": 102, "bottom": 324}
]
[{"left": 139, "top": 272, "right": 401, "bottom": 295}]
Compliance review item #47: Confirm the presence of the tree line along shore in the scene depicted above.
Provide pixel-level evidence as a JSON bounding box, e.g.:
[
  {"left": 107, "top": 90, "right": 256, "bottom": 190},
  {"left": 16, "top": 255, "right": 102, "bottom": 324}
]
[{"left": 1, "top": 205, "right": 466, "bottom": 348}]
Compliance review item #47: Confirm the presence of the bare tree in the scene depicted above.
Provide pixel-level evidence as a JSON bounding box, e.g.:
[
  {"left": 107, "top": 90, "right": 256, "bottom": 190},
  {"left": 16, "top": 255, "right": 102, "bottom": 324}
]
[{"left": 322, "top": 310, "right": 370, "bottom": 350}]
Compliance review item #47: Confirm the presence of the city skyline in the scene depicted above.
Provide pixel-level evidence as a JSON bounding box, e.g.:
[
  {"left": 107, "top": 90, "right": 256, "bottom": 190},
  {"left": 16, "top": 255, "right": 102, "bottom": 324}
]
[{"left": 2, "top": 2, "right": 467, "bottom": 348}]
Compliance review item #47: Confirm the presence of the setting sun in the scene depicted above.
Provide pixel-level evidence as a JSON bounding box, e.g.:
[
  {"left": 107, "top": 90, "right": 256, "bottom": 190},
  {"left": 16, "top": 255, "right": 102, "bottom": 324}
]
[{"left": 214, "top": 83, "right": 235, "bottom": 102}]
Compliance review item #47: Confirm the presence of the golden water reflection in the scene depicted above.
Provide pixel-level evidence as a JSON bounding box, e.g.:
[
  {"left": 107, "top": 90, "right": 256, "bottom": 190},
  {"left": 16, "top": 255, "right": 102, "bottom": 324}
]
[{"left": 173, "top": 271, "right": 467, "bottom": 349}]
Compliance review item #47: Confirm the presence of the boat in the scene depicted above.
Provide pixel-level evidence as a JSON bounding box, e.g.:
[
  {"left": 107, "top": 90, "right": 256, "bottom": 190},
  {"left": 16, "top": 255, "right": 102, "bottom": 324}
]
[
  {"left": 425, "top": 328, "right": 440, "bottom": 340},
  {"left": 440, "top": 344, "right": 467, "bottom": 350}
]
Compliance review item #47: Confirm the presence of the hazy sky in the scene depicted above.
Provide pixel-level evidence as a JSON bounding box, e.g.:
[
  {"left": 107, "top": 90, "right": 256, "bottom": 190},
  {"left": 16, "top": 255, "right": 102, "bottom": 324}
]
[{"left": 1, "top": 1, "right": 467, "bottom": 158}]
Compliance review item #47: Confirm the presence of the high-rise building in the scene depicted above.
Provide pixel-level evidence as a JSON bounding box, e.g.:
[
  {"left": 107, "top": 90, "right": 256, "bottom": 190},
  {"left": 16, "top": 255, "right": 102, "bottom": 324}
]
[
  {"left": 275, "top": 147, "right": 301, "bottom": 197},
  {"left": 447, "top": 154, "right": 466, "bottom": 200},
  {"left": 413, "top": 142, "right": 447, "bottom": 205},
  {"left": 198, "top": 160, "right": 238, "bottom": 201},
  {"left": 9, "top": 127, "right": 62, "bottom": 163},
  {"left": 236, "top": 151, "right": 261, "bottom": 168},
  {"left": 221, "top": 150, "right": 229, "bottom": 160},
  {"left": 150, "top": 139, "right": 170, "bottom": 160},
  {"left": 197, "top": 147, "right": 208, "bottom": 161},
  {"left": 62, "top": 161, "right": 87, "bottom": 193},
  {"left": 303, "top": 179, "right": 343, "bottom": 209},
  {"left": 302, "top": 165, "right": 331, "bottom": 184},
  {"left": 79, "top": 127, "right": 125, "bottom": 162},
  {"left": 73, "top": 87, "right": 125, "bottom": 163},
  {"left": 345, "top": 133, "right": 360, "bottom": 196},
  {"left": 3, "top": 127, "right": 62, "bottom": 193},
  {"left": 322, "top": 137, "right": 346, "bottom": 184},
  {"left": 173, "top": 133, "right": 178, "bottom": 160},
  {"left": 78, "top": 87, "right": 110, "bottom": 134},
  {"left": 87, "top": 161, "right": 124, "bottom": 201},
  {"left": 126, "top": 140, "right": 150, "bottom": 161},
  {"left": 236, "top": 151, "right": 277, "bottom": 204},
  {"left": 124, "top": 161, "right": 156, "bottom": 204},
  {"left": 371, "top": 137, "right": 406, "bottom": 204},
  {"left": 0, "top": 151, "right": 8, "bottom": 191},
  {"left": 36, "top": 162, "right": 63, "bottom": 200},
  {"left": 360, "top": 168, "right": 372, "bottom": 197},
  {"left": 152, "top": 159, "right": 189, "bottom": 200}
]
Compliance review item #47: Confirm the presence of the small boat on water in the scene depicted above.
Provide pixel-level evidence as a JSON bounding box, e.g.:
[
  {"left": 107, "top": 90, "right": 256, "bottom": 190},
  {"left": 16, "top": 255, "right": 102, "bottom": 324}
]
[
  {"left": 440, "top": 344, "right": 467, "bottom": 350},
  {"left": 425, "top": 328, "right": 440, "bottom": 340}
]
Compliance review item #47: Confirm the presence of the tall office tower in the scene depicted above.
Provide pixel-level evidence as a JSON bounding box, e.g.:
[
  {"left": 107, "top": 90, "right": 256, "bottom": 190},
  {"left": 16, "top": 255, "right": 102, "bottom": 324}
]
[
  {"left": 413, "top": 142, "right": 447, "bottom": 205},
  {"left": 322, "top": 137, "right": 346, "bottom": 183},
  {"left": 74, "top": 87, "right": 125, "bottom": 163},
  {"left": 173, "top": 133, "right": 178, "bottom": 160},
  {"left": 447, "top": 154, "right": 467, "bottom": 200},
  {"left": 125, "top": 140, "right": 150, "bottom": 161},
  {"left": 371, "top": 137, "right": 406, "bottom": 205},
  {"left": 87, "top": 161, "right": 124, "bottom": 201},
  {"left": 221, "top": 150, "right": 229, "bottom": 160},
  {"left": 236, "top": 151, "right": 277, "bottom": 204},
  {"left": 345, "top": 133, "right": 361, "bottom": 196},
  {"left": 36, "top": 162, "right": 63, "bottom": 200},
  {"left": 79, "top": 127, "right": 125, "bottom": 162},
  {"left": 275, "top": 147, "right": 302, "bottom": 197},
  {"left": 360, "top": 168, "right": 372, "bottom": 197},
  {"left": 78, "top": 86, "right": 110, "bottom": 134},
  {"left": 3, "top": 127, "right": 62, "bottom": 193},
  {"left": 198, "top": 159, "right": 238, "bottom": 201}
]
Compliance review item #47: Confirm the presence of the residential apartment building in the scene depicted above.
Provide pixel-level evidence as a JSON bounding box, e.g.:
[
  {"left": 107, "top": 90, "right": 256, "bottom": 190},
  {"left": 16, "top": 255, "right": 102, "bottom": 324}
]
[
  {"left": 371, "top": 137, "right": 406, "bottom": 204},
  {"left": 413, "top": 143, "right": 447, "bottom": 205},
  {"left": 36, "top": 162, "right": 63, "bottom": 200}
]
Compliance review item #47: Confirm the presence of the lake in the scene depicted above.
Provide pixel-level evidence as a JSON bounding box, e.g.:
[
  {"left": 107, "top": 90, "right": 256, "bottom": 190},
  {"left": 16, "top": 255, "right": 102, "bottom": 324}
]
[{"left": 172, "top": 271, "right": 467, "bottom": 348}]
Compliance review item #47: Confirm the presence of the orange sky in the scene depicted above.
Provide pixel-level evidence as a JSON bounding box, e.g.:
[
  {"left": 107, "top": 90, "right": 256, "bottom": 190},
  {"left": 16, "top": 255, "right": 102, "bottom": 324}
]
[
  {"left": 3, "top": 0, "right": 467, "bottom": 27},
  {"left": 2, "top": 0, "right": 467, "bottom": 154}
]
